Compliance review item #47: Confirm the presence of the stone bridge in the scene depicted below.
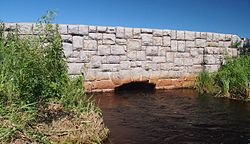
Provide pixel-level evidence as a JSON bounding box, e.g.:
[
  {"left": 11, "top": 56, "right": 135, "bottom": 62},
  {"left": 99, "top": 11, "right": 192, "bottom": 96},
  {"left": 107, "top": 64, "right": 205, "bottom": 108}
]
[{"left": 3, "top": 23, "right": 241, "bottom": 92}]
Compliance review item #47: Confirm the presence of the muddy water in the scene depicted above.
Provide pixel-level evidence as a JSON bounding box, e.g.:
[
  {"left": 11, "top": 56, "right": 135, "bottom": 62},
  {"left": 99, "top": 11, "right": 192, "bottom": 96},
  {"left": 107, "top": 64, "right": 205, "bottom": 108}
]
[{"left": 91, "top": 89, "right": 250, "bottom": 144}]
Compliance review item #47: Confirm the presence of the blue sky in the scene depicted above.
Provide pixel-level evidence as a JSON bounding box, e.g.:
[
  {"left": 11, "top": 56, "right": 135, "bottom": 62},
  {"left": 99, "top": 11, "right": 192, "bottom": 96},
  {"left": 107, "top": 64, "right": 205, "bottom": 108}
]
[{"left": 0, "top": 0, "right": 249, "bottom": 37}]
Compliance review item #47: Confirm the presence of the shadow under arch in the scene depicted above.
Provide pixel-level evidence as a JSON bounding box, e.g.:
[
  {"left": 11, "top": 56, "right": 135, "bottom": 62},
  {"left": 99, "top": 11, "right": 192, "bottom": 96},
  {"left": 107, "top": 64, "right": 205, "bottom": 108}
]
[{"left": 114, "top": 80, "right": 156, "bottom": 93}]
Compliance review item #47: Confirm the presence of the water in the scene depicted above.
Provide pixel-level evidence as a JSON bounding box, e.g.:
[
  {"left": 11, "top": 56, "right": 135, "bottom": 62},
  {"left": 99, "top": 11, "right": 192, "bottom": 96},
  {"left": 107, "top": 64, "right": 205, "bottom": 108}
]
[{"left": 91, "top": 89, "right": 250, "bottom": 144}]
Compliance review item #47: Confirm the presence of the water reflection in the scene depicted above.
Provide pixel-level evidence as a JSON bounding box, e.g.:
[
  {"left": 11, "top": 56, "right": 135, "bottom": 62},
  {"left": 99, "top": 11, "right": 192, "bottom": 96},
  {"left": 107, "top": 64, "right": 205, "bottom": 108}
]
[{"left": 91, "top": 89, "right": 250, "bottom": 144}]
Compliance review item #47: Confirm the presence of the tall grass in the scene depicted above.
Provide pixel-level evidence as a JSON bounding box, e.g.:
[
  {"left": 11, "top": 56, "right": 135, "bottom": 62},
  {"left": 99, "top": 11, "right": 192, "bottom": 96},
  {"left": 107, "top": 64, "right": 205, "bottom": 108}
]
[
  {"left": 0, "top": 11, "right": 104, "bottom": 143},
  {"left": 195, "top": 54, "right": 250, "bottom": 99}
]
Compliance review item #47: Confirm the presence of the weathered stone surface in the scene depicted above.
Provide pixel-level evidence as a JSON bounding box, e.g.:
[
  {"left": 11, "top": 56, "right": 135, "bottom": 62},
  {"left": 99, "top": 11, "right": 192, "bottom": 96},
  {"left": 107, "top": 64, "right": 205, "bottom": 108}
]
[
  {"left": 127, "top": 51, "right": 137, "bottom": 61},
  {"left": 89, "top": 26, "right": 97, "bottom": 33},
  {"left": 127, "top": 39, "right": 141, "bottom": 50},
  {"left": 116, "top": 27, "right": 125, "bottom": 38},
  {"left": 73, "top": 36, "right": 83, "bottom": 49},
  {"left": 90, "top": 56, "right": 102, "bottom": 68},
  {"left": 136, "top": 51, "right": 146, "bottom": 61},
  {"left": 107, "top": 56, "right": 120, "bottom": 64},
  {"left": 97, "top": 26, "right": 107, "bottom": 33},
  {"left": 111, "top": 45, "right": 126, "bottom": 55},
  {"left": 68, "top": 63, "right": 84, "bottom": 75},
  {"left": 171, "top": 40, "right": 178, "bottom": 51},
  {"left": 63, "top": 43, "right": 73, "bottom": 58},
  {"left": 107, "top": 27, "right": 116, "bottom": 34},
  {"left": 125, "top": 28, "right": 133, "bottom": 38},
  {"left": 166, "top": 52, "right": 174, "bottom": 63},
  {"left": 195, "top": 39, "right": 206, "bottom": 47},
  {"left": 177, "top": 31, "right": 185, "bottom": 40},
  {"left": 116, "top": 39, "right": 127, "bottom": 45},
  {"left": 133, "top": 28, "right": 141, "bottom": 38},
  {"left": 68, "top": 25, "right": 79, "bottom": 34},
  {"left": 153, "top": 57, "right": 165, "bottom": 63},
  {"left": 185, "top": 31, "right": 195, "bottom": 40},
  {"left": 141, "top": 28, "right": 153, "bottom": 34},
  {"left": 207, "top": 32, "right": 213, "bottom": 41},
  {"left": 186, "top": 41, "right": 195, "bottom": 47},
  {"left": 153, "top": 37, "right": 162, "bottom": 46},
  {"left": 83, "top": 40, "right": 97, "bottom": 51},
  {"left": 163, "top": 30, "right": 171, "bottom": 36},
  {"left": 58, "top": 24, "right": 68, "bottom": 34},
  {"left": 103, "top": 34, "right": 115, "bottom": 45},
  {"left": 163, "top": 36, "right": 171, "bottom": 47},
  {"left": 61, "top": 35, "right": 73, "bottom": 43},
  {"left": 177, "top": 41, "right": 185, "bottom": 52},
  {"left": 89, "top": 33, "right": 102, "bottom": 40},
  {"left": 146, "top": 46, "right": 158, "bottom": 56},
  {"left": 98, "top": 45, "right": 111, "bottom": 56},
  {"left": 153, "top": 30, "right": 163, "bottom": 37},
  {"left": 120, "top": 61, "right": 130, "bottom": 69},
  {"left": 141, "top": 34, "right": 153, "bottom": 45},
  {"left": 79, "top": 25, "right": 88, "bottom": 35},
  {"left": 171, "top": 30, "right": 177, "bottom": 39},
  {"left": 4, "top": 23, "right": 17, "bottom": 31},
  {"left": 158, "top": 46, "right": 166, "bottom": 56}
]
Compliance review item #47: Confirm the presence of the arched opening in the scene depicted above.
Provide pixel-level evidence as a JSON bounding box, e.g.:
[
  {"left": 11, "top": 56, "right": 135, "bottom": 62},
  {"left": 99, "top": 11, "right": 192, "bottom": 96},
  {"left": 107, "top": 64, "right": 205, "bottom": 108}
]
[{"left": 114, "top": 81, "right": 156, "bottom": 93}]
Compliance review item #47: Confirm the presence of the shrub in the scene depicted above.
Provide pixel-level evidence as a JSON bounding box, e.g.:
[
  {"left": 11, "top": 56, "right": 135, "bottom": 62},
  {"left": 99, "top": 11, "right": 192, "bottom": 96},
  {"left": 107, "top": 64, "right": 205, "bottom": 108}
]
[{"left": 195, "top": 70, "right": 217, "bottom": 95}]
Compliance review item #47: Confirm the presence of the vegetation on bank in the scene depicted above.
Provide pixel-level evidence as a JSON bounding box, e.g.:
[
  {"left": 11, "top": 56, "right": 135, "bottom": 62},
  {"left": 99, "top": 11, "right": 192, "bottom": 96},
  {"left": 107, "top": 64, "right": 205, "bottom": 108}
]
[
  {"left": 195, "top": 45, "right": 250, "bottom": 100},
  {"left": 0, "top": 11, "right": 108, "bottom": 143}
]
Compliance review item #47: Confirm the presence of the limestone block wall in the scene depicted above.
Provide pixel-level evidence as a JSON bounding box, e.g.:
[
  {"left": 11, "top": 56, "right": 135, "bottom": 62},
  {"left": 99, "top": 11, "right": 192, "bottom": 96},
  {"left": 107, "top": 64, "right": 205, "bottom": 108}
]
[{"left": 2, "top": 23, "right": 240, "bottom": 92}]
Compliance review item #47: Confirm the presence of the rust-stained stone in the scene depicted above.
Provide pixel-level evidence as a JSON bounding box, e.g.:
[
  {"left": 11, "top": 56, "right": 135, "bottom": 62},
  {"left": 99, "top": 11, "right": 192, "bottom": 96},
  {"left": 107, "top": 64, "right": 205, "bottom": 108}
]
[{"left": 85, "top": 76, "right": 196, "bottom": 92}]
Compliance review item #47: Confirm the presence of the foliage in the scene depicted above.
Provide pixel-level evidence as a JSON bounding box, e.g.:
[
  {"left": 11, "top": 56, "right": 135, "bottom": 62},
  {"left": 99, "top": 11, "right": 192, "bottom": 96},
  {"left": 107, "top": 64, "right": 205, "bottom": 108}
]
[
  {"left": 195, "top": 55, "right": 250, "bottom": 99},
  {"left": 195, "top": 70, "right": 217, "bottom": 95},
  {"left": 0, "top": 11, "right": 105, "bottom": 143}
]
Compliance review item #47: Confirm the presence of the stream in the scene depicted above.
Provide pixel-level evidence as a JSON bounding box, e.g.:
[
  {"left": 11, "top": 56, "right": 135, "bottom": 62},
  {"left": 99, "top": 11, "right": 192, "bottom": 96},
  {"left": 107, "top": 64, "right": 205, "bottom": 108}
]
[{"left": 92, "top": 89, "right": 250, "bottom": 144}]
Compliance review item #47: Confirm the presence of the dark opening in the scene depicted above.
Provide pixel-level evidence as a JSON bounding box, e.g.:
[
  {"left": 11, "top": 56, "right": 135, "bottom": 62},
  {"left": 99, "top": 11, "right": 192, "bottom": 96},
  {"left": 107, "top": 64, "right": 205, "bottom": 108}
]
[{"left": 114, "top": 81, "right": 156, "bottom": 93}]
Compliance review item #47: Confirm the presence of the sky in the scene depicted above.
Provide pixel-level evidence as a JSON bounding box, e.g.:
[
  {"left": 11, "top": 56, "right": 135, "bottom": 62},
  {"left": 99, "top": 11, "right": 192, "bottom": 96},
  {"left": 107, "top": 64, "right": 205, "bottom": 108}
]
[{"left": 0, "top": 0, "right": 249, "bottom": 37}]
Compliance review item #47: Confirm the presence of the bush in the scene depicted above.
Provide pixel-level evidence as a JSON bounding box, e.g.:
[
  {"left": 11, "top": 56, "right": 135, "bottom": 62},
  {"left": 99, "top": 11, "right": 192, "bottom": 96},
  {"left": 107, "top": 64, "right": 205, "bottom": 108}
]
[{"left": 195, "top": 70, "right": 217, "bottom": 95}]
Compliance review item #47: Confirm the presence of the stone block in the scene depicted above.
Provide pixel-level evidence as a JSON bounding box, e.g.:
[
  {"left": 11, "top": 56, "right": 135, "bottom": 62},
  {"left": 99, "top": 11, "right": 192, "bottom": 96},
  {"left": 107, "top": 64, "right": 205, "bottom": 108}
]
[
  {"left": 127, "top": 39, "right": 141, "bottom": 50},
  {"left": 163, "top": 29, "right": 171, "bottom": 36},
  {"left": 177, "top": 31, "right": 185, "bottom": 40},
  {"left": 97, "top": 26, "right": 107, "bottom": 33},
  {"left": 171, "top": 30, "right": 177, "bottom": 39},
  {"left": 153, "top": 37, "right": 162, "bottom": 46},
  {"left": 127, "top": 51, "right": 137, "bottom": 61},
  {"left": 61, "top": 35, "right": 72, "bottom": 43},
  {"left": 72, "top": 36, "right": 83, "bottom": 49},
  {"left": 120, "top": 61, "right": 130, "bottom": 70},
  {"left": 107, "top": 56, "right": 120, "bottom": 64},
  {"left": 158, "top": 46, "right": 166, "bottom": 56},
  {"left": 89, "top": 33, "right": 102, "bottom": 40},
  {"left": 206, "top": 32, "right": 213, "bottom": 41},
  {"left": 83, "top": 40, "right": 97, "bottom": 51},
  {"left": 116, "top": 39, "right": 127, "bottom": 45},
  {"left": 125, "top": 27, "right": 133, "bottom": 38},
  {"left": 133, "top": 28, "right": 141, "bottom": 38},
  {"left": 98, "top": 45, "right": 111, "bottom": 56},
  {"left": 146, "top": 46, "right": 158, "bottom": 56},
  {"left": 79, "top": 51, "right": 93, "bottom": 63},
  {"left": 186, "top": 41, "right": 195, "bottom": 47},
  {"left": 63, "top": 43, "right": 73, "bottom": 58},
  {"left": 153, "top": 56, "right": 166, "bottom": 63},
  {"left": 170, "top": 40, "right": 178, "bottom": 51},
  {"left": 58, "top": 24, "right": 68, "bottom": 34},
  {"left": 107, "top": 27, "right": 116, "bottom": 34},
  {"left": 163, "top": 36, "right": 171, "bottom": 46},
  {"left": 111, "top": 45, "right": 126, "bottom": 55},
  {"left": 68, "top": 63, "right": 84, "bottom": 75},
  {"left": 195, "top": 39, "right": 206, "bottom": 47},
  {"left": 177, "top": 41, "right": 185, "bottom": 52},
  {"left": 116, "top": 27, "right": 125, "bottom": 38},
  {"left": 185, "top": 31, "right": 195, "bottom": 40},
  {"left": 4, "top": 23, "right": 17, "bottom": 31},
  {"left": 141, "top": 28, "right": 153, "bottom": 34},
  {"left": 89, "top": 26, "right": 97, "bottom": 32},
  {"left": 103, "top": 34, "right": 115, "bottom": 45},
  {"left": 141, "top": 34, "right": 153, "bottom": 45},
  {"left": 68, "top": 25, "right": 79, "bottom": 34},
  {"left": 213, "top": 33, "right": 220, "bottom": 42},
  {"left": 79, "top": 25, "right": 88, "bottom": 35},
  {"left": 90, "top": 56, "right": 102, "bottom": 68},
  {"left": 205, "top": 65, "right": 219, "bottom": 72},
  {"left": 153, "top": 29, "right": 163, "bottom": 36},
  {"left": 136, "top": 51, "right": 146, "bottom": 61}
]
